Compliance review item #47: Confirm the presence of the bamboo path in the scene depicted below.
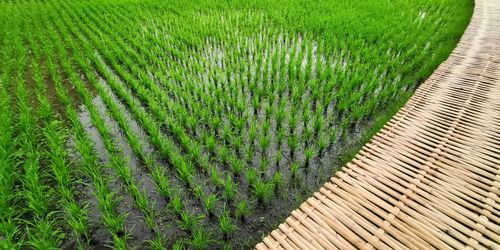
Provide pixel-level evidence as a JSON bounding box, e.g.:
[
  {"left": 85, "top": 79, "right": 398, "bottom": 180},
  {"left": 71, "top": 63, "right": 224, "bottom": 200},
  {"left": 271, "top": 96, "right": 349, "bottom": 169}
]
[{"left": 256, "top": 0, "right": 500, "bottom": 248}]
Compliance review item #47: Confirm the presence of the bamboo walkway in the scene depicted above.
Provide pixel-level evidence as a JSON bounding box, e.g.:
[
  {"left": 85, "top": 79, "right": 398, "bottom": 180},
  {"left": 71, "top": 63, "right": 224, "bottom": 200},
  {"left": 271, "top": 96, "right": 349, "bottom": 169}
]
[{"left": 256, "top": 0, "right": 500, "bottom": 248}]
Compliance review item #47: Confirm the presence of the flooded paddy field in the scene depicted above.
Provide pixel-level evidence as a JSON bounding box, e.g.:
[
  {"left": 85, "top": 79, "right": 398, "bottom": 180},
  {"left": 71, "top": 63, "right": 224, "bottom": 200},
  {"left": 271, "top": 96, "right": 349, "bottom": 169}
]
[{"left": 0, "top": 0, "right": 472, "bottom": 248}]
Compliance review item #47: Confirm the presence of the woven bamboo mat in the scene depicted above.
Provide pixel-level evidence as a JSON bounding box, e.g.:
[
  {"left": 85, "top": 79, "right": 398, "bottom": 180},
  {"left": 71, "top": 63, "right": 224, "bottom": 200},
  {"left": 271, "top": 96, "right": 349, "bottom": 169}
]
[{"left": 256, "top": 0, "right": 500, "bottom": 249}]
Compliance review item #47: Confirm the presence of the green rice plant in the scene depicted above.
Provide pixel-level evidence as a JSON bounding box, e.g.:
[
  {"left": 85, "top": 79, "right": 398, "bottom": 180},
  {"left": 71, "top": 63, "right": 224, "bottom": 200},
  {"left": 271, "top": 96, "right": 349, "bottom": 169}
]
[
  {"left": 329, "top": 129, "right": 338, "bottom": 145},
  {"left": 233, "top": 116, "right": 246, "bottom": 136},
  {"left": 176, "top": 159, "right": 194, "bottom": 188},
  {"left": 318, "top": 134, "right": 328, "bottom": 156},
  {"left": 193, "top": 186, "right": 204, "bottom": 201},
  {"left": 167, "top": 191, "right": 183, "bottom": 215},
  {"left": 203, "top": 194, "right": 218, "bottom": 218},
  {"left": 43, "top": 120, "right": 89, "bottom": 243},
  {"left": 12, "top": 25, "right": 64, "bottom": 249},
  {"left": 218, "top": 147, "right": 231, "bottom": 166},
  {"left": 290, "top": 161, "right": 301, "bottom": 180},
  {"left": 252, "top": 181, "right": 273, "bottom": 205},
  {"left": 259, "top": 158, "right": 269, "bottom": 177},
  {"left": 304, "top": 147, "right": 315, "bottom": 167},
  {"left": 223, "top": 175, "right": 236, "bottom": 202},
  {"left": 62, "top": 9, "right": 216, "bottom": 204},
  {"left": 222, "top": 123, "right": 232, "bottom": 145},
  {"left": 151, "top": 167, "right": 172, "bottom": 202},
  {"left": 248, "top": 122, "right": 257, "bottom": 146},
  {"left": 313, "top": 114, "right": 325, "bottom": 137},
  {"left": 251, "top": 95, "right": 260, "bottom": 115},
  {"left": 276, "top": 127, "right": 286, "bottom": 149},
  {"left": 44, "top": 22, "right": 131, "bottom": 248},
  {"left": 231, "top": 136, "right": 243, "bottom": 157},
  {"left": 179, "top": 211, "right": 203, "bottom": 233},
  {"left": 147, "top": 235, "right": 167, "bottom": 250},
  {"left": 0, "top": 28, "right": 21, "bottom": 250},
  {"left": 219, "top": 207, "right": 237, "bottom": 239},
  {"left": 259, "top": 134, "right": 270, "bottom": 156},
  {"left": 245, "top": 146, "right": 254, "bottom": 165},
  {"left": 264, "top": 102, "right": 273, "bottom": 120},
  {"left": 190, "top": 228, "right": 213, "bottom": 250},
  {"left": 272, "top": 171, "right": 284, "bottom": 192},
  {"left": 304, "top": 126, "right": 314, "bottom": 147},
  {"left": 210, "top": 166, "right": 224, "bottom": 187},
  {"left": 288, "top": 113, "right": 298, "bottom": 135},
  {"left": 274, "top": 149, "right": 283, "bottom": 167},
  {"left": 29, "top": 20, "right": 94, "bottom": 245},
  {"left": 245, "top": 168, "right": 258, "bottom": 187},
  {"left": 288, "top": 134, "right": 299, "bottom": 158},
  {"left": 69, "top": 51, "right": 160, "bottom": 236},
  {"left": 25, "top": 216, "right": 64, "bottom": 249},
  {"left": 235, "top": 200, "right": 251, "bottom": 222},
  {"left": 173, "top": 240, "right": 186, "bottom": 250},
  {"left": 229, "top": 156, "right": 244, "bottom": 176}
]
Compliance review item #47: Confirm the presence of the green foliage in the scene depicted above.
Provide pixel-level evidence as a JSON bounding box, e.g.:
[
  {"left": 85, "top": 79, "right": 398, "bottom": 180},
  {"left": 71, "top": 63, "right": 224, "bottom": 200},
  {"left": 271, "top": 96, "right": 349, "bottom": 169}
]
[
  {"left": 204, "top": 194, "right": 218, "bottom": 217},
  {"left": 252, "top": 181, "right": 274, "bottom": 205},
  {"left": 219, "top": 207, "right": 237, "bottom": 239},
  {"left": 235, "top": 200, "right": 251, "bottom": 222}
]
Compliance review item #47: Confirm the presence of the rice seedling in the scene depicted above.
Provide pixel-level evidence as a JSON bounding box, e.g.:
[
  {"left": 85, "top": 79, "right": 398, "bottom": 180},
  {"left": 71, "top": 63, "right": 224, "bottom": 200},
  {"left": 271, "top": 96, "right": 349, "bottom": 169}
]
[
  {"left": 274, "top": 149, "right": 283, "bottom": 167},
  {"left": 179, "top": 211, "right": 204, "bottom": 233},
  {"left": 288, "top": 134, "right": 299, "bottom": 158},
  {"left": 147, "top": 235, "right": 168, "bottom": 250},
  {"left": 272, "top": 171, "right": 284, "bottom": 192},
  {"left": 219, "top": 207, "right": 237, "bottom": 239},
  {"left": 245, "top": 168, "right": 259, "bottom": 188},
  {"left": 223, "top": 175, "right": 236, "bottom": 202},
  {"left": 190, "top": 228, "right": 214, "bottom": 250},
  {"left": 204, "top": 194, "right": 218, "bottom": 218},
  {"left": 173, "top": 240, "right": 186, "bottom": 250},
  {"left": 290, "top": 161, "right": 301, "bottom": 181},
  {"left": 252, "top": 181, "right": 274, "bottom": 206},
  {"left": 304, "top": 147, "right": 315, "bottom": 167},
  {"left": 0, "top": 19, "right": 23, "bottom": 250},
  {"left": 234, "top": 200, "right": 251, "bottom": 222}
]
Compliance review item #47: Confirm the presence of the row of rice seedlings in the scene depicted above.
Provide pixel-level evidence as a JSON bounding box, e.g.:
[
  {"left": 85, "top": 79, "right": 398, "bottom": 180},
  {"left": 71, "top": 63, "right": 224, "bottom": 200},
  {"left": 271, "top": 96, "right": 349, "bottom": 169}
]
[
  {"left": 27, "top": 12, "right": 90, "bottom": 247},
  {"left": 0, "top": 16, "right": 24, "bottom": 249},
  {"left": 11, "top": 16, "right": 66, "bottom": 248},
  {"left": 43, "top": 13, "right": 130, "bottom": 249}
]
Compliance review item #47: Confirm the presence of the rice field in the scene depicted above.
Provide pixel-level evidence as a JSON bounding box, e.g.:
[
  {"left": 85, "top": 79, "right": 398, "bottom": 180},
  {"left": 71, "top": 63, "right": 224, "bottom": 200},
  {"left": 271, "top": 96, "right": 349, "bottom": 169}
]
[{"left": 0, "top": 0, "right": 472, "bottom": 249}]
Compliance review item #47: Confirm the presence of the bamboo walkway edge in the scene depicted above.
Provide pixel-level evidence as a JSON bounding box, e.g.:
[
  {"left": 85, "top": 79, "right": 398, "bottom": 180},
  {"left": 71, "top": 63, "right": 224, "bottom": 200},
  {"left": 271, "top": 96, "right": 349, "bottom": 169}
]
[{"left": 256, "top": 0, "right": 500, "bottom": 248}]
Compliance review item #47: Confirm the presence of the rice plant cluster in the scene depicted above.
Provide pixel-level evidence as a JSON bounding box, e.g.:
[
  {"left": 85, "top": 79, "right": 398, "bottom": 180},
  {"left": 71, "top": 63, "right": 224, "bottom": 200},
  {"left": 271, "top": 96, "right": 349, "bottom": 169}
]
[{"left": 0, "top": 0, "right": 471, "bottom": 248}]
